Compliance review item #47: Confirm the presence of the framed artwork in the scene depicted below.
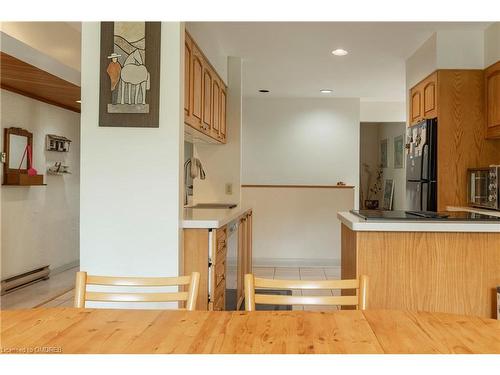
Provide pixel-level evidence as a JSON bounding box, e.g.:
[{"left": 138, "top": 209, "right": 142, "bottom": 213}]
[
  {"left": 99, "top": 22, "right": 161, "bottom": 127},
  {"left": 382, "top": 179, "right": 394, "bottom": 210},
  {"left": 394, "top": 134, "right": 404, "bottom": 169},
  {"left": 380, "top": 138, "right": 388, "bottom": 168}
]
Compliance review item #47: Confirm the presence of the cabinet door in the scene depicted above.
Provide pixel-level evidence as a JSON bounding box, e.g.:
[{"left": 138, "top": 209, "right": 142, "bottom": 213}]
[
  {"left": 422, "top": 73, "right": 438, "bottom": 119},
  {"left": 211, "top": 78, "right": 221, "bottom": 139},
  {"left": 191, "top": 46, "right": 204, "bottom": 129},
  {"left": 220, "top": 87, "right": 227, "bottom": 142},
  {"left": 184, "top": 34, "right": 192, "bottom": 119},
  {"left": 410, "top": 87, "right": 422, "bottom": 125},
  {"left": 202, "top": 68, "right": 213, "bottom": 132},
  {"left": 485, "top": 61, "right": 500, "bottom": 139}
]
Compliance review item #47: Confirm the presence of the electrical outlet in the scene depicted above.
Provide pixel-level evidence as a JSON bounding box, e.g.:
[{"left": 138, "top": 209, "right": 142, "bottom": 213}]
[{"left": 225, "top": 183, "right": 233, "bottom": 195}]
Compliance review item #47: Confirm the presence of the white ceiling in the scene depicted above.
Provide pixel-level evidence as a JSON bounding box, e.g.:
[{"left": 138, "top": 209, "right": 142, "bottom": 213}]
[{"left": 188, "top": 22, "right": 490, "bottom": 101}]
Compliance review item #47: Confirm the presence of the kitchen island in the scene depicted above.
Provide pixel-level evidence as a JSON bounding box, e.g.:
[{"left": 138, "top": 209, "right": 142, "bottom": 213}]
[{"left": 338, "top": 211, "right": 500, "bottom": 318}]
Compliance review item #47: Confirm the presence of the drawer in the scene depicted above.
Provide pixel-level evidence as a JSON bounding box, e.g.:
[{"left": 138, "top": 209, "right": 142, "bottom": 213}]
[{"left": 215, "top": 260, "right": 225, "bottom": 287}]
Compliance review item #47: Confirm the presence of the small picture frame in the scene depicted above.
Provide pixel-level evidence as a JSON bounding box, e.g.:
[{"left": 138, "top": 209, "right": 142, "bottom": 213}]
[
  {"left": 394, "top": 134, "right": 404, "bottom": 169},
  {"left": 380, "top": 138, "right": 388, "bottom": 168},
  {"left": 382, "top": 179, "right": 394, "bottom": 210}
]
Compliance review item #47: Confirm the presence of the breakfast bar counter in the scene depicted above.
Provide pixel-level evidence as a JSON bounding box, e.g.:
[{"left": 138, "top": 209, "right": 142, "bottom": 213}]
[{"left": 338, "top": 211, "right": 500, "bottom": 319}]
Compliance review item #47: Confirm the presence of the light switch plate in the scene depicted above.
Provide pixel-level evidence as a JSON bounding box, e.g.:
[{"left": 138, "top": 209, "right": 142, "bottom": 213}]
[{"left": 225, "top": 183, "right": 233, "bottom": 195}]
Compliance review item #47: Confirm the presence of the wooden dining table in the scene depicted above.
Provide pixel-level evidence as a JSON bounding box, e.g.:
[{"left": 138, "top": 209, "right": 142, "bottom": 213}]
[{"left": 1, "top": 308, "right": 499, "bottom": 354}]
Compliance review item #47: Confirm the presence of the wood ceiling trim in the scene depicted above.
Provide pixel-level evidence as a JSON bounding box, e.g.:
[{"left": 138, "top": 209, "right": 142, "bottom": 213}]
[{"left": 0, "top": 52, "right": 81, "bottom": 113}]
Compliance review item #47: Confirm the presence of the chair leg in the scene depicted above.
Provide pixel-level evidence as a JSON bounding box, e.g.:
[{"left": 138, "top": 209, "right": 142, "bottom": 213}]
[
  {"left": 74, "top": 272, "right": 87, "bottom": 308},
  {"left": 244, "top": 274, "right": 256, "bottom": 311}
]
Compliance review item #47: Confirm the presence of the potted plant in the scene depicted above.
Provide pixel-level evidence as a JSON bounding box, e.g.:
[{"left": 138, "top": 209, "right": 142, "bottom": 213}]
[{"left": 362, "top": 163, "right": 383, "bottom": 209}]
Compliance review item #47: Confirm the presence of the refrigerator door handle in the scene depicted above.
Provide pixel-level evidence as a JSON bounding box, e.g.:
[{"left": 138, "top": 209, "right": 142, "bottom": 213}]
[{"left": 421, "top": 143, "right": 429, "bottom": 181}]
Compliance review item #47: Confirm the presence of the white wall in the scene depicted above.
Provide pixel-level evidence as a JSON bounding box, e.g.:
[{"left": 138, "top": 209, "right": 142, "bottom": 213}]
[
  {"left": 436, "top": 30, "right": 484, "bottom": 69},
  {"left": 359, "top": 123, "right": 379, "bottom": 207},
  {"left": 360, "top": 101, "right": 406, "bottom": 123},
  {"left": 406, "top": 34, "right": 437, "bottom": 90},
  {"left": 485, "top": 22, "right": 500, "bottom": 67},
  {"left": 193, "top": 57, "right": 242, "bottom": 204},
  {"left": 377, "top": 122, "right": 407, "bottom": 210},
  {"left": 1, "top": 90, "right": 80, "bottom": 278},
  {"left": 79, "top": 22, "right": 183, "bottom": 309},
  {"left": 185, "top": 23, "right": 228, "bottom": 84},
  {"left": 242, "top": 187, "right": 354, "bottom": 266},
  {"left": 242, "top": 97, "right": 360, "bottom": 191},
  {"left": 241, "top": 97, "right": 359, "bottom": 266}
]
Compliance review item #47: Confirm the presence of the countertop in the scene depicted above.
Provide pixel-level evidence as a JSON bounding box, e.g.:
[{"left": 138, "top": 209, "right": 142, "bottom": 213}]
[
  {"left": 337, "top": 211, "right": 500, "bottom": 232},
  {"left": 447, "top": 206, "right": 500, "bottom": 218},
  {"left": 183, "top": 206, "right": 251, "bottom": 229}
]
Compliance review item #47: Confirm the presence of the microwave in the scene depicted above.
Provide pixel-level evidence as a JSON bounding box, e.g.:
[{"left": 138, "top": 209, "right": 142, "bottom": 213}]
[{"left": 467, "top": 166, "right": 499, "bottom": 210}]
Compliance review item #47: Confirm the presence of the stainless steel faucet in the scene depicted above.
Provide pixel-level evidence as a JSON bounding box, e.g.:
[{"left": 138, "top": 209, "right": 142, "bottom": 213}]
[{"left": 184, "top": 157, "right": 206, "bottom": 206}]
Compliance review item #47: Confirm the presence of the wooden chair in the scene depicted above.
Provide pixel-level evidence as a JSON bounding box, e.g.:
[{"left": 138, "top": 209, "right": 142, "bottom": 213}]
[
  {"left": 74, "top": 271, "right": 200, "bottom": 310},
  {"left": 244, "top": 274, "right": 368, "bottom": 311}
]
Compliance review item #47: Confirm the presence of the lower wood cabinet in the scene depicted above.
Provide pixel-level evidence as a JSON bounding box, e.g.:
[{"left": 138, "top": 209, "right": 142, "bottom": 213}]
[{"left": 182, "top": 210, "right": 252, "bottom": 311}]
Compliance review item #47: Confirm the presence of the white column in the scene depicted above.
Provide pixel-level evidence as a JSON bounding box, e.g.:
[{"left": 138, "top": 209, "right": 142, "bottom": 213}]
[{"left": 80, "top": 22, "right": 184, "bottom": 308}]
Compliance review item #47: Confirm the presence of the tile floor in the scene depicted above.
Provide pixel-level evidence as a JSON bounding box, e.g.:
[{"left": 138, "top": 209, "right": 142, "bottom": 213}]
[{"left": 2, "top": 266, "right": 342, "bottom": 311}]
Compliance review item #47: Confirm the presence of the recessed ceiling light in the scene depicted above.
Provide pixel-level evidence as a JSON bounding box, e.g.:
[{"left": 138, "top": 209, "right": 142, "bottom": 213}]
[
  {"left": 320, "top": 89, "right": 333, "bottom": 94},
  {"left": 76, "top": 100, "right": 81, "bottom": 103},
  {"left": 258, "top": 89, "right": 270, "bottom": 93},
  {"left": 331, "top": 48, "right": 348, "bottom": 56}
]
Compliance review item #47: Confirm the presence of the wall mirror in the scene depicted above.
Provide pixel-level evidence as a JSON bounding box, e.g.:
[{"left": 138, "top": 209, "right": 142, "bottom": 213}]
[
  {"left": 8, "top": 133, "right": 29, "bottom": 169},
  {"left": 3, "top": 127, "right": 43, "bottom": 186}
]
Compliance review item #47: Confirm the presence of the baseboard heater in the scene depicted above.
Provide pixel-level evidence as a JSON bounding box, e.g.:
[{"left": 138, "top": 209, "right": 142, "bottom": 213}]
[{"left": 1, "top": 265, "right": 50, "bottom": 295}]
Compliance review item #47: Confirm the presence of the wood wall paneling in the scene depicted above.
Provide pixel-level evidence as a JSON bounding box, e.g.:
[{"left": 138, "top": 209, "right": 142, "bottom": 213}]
[
  {"left": 436, "top": 69, "right": 500, "bottom": 210},
  {"left": 0, "top": 52, "right": 80, "bottom": 113},
  {"left": 341, "top": 225, "right": 500, "bottom": 318},
  {"left": 340, "top": 224, "right": 358, "bottom": 310},
  {"left": 183, "top": 229, "right": 209, "bottom": 310}
]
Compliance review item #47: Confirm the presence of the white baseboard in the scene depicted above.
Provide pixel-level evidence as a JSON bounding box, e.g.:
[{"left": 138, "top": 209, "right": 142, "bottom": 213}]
[
  {"left": 50, "top": 260, "right": 79, "bottom": 275},
  {"left": 227, "top": 257, "right": 340, "bottom": 268}
]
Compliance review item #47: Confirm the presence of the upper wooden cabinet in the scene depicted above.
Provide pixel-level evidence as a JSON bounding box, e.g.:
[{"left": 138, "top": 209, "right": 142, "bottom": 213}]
[
  {"left": 184, "top": 31, "right": 227, "bottom": 144},
  {"left": 409, "top": 72, "right": 438, "bottom": 125},
  {"left": 485, "top": 61, "right": 500, "bottom": 139},
  {"left": 408, "top": 69, "right": 500, "bottom": 211},
  {"left": 410, "top": 89, "right": 422, "bottom": 124}
]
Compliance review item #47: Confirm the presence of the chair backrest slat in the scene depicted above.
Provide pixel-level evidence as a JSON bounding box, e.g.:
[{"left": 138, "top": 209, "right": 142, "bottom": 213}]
[
  {"left": 245, "top": 273, "right": 368, "bottom": 311},
  {"left": 74, "top": 271, "right": 200, "bottom": 310},
  {"left": 86, "top": 275, "right": 192, "bottom": 287},
  {"left": 254, "top": 277, "right": 359, "bottom": 290},
  {"left": 85, "top": 291, "right": 189, "bottom": 303},
  {"left": 254, "top": 294, "right": 359, "bottom": 306}
]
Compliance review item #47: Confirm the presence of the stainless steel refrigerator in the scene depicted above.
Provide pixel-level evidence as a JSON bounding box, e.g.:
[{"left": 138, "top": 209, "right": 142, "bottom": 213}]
[{"left": 406, "top": 118, "right": 438, "bottom": 211}]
